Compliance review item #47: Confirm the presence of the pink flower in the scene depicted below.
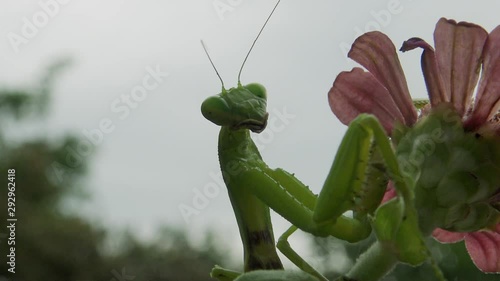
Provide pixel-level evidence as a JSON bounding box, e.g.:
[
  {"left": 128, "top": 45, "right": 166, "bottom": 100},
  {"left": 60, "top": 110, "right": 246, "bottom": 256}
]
[
  {"left": 328, "top": 18, "right": 500, "bottom": 273},
  {"left": 329, "top": 18, "right": 500, "bottom": 135},
  {"left": 328, "top": 31, "right": 417, "bottom": 135},
  {"left": 433, "top": 225, "right": 500, "bottom": 273}
]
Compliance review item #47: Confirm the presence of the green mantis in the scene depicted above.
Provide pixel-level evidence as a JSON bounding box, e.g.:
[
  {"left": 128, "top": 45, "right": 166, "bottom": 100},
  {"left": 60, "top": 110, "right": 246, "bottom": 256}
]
[{"left": 201, "top": 2, "right": 500, "bottom": 281}]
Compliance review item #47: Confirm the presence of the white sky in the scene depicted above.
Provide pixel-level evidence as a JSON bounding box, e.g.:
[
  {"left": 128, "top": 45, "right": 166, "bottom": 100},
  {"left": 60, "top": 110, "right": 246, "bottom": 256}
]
[{"left": 1, "top": 0, "right": 500, "bottom": 265}]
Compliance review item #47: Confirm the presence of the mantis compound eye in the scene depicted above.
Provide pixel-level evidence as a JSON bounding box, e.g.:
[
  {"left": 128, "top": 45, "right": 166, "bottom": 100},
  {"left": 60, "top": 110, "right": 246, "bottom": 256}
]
[
  {"left": 201, "top": 85, "right": 268, "bottom": 132},
  {"left": 244, "top": 83, "right": 267, "bottom": 100},
  {"left": 201, "top": 95, "right": 232, "bottom": 126}
]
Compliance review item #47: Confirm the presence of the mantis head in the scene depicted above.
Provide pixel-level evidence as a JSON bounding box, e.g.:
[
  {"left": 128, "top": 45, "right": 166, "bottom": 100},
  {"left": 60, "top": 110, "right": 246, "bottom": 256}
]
[
  {"left": 201, "top": 83, "right": 268, "bottom": 133},
  {"left": 200, "top": 0, "right": 280, "bottom": 134}
]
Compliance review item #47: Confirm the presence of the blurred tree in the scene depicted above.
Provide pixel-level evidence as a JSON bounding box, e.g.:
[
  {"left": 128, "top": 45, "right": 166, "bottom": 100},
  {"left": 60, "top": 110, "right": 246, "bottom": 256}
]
[
  {"left": 0, "top": 59, "right": 107, "bottom": 281},
  {"left": 106, "top": 227, "right": 229, "bottom": 281},
  {"left": 0, "top": 61, "right": 229, "bottom": 281}
]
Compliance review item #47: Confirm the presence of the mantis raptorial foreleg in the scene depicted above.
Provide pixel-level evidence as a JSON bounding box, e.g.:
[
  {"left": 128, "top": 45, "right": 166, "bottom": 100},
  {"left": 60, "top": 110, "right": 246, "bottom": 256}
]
[
  {"left": 201, "top": 1, "right": 432, "bottom": 280},
  {"left": 234, "top": 114, "right": 428, "bottom": 281},
  {"left": 209, "top": 111, "right": 429, "bottom": 281},
  {"left": 201, "top": 0, "right": 422, "bottom": 275},
  {"left": 202, "top": 1, "right": 500, "bottom": 279}
]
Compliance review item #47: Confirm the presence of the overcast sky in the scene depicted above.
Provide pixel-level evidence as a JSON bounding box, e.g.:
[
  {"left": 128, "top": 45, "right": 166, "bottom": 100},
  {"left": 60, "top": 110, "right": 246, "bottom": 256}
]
[{"left": 2, "top": 0, "right": 500, "bottom": 261}]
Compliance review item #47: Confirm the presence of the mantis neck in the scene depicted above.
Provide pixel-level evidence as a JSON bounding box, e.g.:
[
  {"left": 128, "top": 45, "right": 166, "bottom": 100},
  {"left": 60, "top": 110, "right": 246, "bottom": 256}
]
[
  {"left": 218, "top": 127, "right": 262, "bottom": 163},
  {"left": 218, "top": 127, "right": 283, "bottom": 271}
]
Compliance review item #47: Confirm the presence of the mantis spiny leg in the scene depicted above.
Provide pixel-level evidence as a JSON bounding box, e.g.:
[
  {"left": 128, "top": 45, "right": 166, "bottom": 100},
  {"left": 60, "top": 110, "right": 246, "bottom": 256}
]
[
  {"left": 256, "top": 115, "right": 428, "bottom": 281},
  {"left": 225, "top": 115, "right": 405, "bottom": 280}
]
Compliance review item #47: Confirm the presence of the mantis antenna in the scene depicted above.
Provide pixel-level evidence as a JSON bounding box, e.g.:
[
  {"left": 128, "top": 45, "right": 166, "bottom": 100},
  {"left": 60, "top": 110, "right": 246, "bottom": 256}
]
[
  {"left": 237, "top": 0, "right": 281, "bottom": 85},
  {"left": 201, "top": 40, "right": 226, "bottom": 91}
]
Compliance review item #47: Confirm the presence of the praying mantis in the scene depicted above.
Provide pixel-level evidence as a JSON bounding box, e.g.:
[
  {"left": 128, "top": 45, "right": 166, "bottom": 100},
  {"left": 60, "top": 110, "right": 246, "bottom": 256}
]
[{"left": 201, "top": 2, "right": 500, "bottom": 281}]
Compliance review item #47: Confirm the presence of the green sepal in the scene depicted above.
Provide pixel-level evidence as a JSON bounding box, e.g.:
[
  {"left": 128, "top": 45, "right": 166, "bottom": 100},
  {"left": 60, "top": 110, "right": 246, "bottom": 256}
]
[
  {"left": 390, "top": 120, "right": 410, "bottom": 145},
  {"left": 374, "top": 199, "right": 428, "bottom": 266},
  {"left": 373, "top": 198, "right": 404, "bottom": 242},
  {"left": 234, "top": 270, "right": 320, "bottom": 281},
  {"left": 435, "top": 172, "right": 479, "bottom": 207},
  {"left": 393, "top": 210, "right": 428, "bottom": 265},
  {"left": 449, "top": 203, "right": 497, "bottom": 232}
]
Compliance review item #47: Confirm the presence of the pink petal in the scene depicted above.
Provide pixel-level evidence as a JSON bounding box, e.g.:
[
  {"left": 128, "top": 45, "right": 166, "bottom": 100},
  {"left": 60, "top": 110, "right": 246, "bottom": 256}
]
[
  {"left": 464, "top": 227, "right": 500, "bottom": 272},
  {"left": 381, "top": 181, "right": 396, "bottom": 203},
  {"left": 400, "top": 37, "right": 447, "bottom": 107},
  {"left": 348, "top": 31, "right": 417, "bottom": 126},
  {"left": 476, "top": 114, "right": 500, "bottom": 136},
  {"left": 432, "top": 228, "right": 466, "bottom": 243},
  {"left": 434, "top": 18, "right": 488, "bottom": 117},
  {"left": 328, "top": 68, "right": 404, "bottom": 134},
  {"left": 466, "top": 25, "right": 500, "bottom": 131}
]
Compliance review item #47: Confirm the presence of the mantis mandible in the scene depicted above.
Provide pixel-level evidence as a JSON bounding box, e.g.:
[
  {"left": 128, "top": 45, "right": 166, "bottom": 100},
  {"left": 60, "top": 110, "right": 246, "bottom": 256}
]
[{"left": 201, "top": 2, "right": 500, "bottom": 281}]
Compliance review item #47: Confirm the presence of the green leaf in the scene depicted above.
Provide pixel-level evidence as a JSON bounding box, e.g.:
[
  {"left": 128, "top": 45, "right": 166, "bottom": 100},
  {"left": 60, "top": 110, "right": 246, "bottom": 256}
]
[{"left": 373, "top": 199, "right": 404, "bottom": 242}]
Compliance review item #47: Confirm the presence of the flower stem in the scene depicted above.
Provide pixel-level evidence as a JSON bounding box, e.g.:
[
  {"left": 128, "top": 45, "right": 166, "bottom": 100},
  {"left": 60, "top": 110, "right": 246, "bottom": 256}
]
[{"left": 337, "top": 241, "right": 398, "bottom": 281}]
